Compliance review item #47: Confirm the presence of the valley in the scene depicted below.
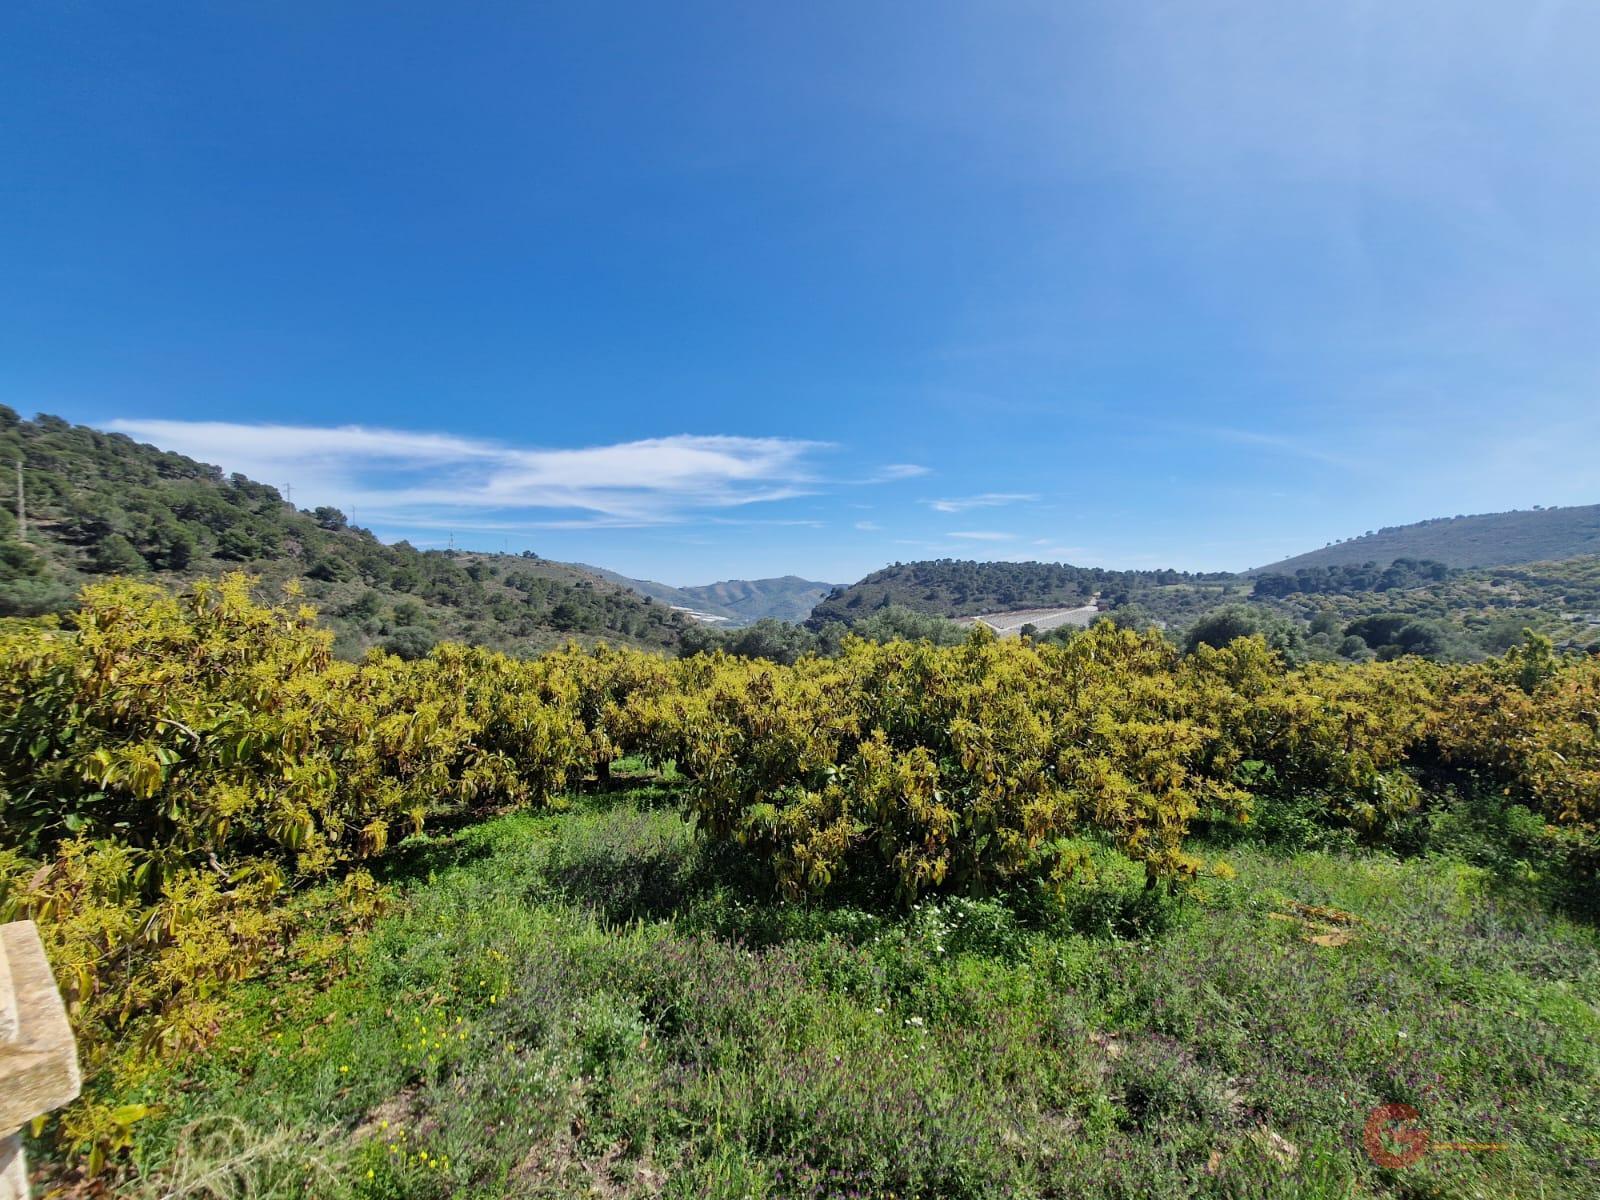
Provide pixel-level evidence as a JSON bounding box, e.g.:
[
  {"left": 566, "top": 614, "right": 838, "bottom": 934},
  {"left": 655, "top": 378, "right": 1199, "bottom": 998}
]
[
  {"left": 954, "top": 601, "right": 1102, "bottom": 636},
  {"left": 10, "top": 9, "right": 1600, "bottom": 1198},
  {"left": 5, "top": 411, "right": 1600, "bottom": 1199}
]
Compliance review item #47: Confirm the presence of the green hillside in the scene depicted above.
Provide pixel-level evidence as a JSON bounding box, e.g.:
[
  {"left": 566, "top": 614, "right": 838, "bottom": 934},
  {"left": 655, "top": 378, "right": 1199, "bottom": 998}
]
[
  {"left": 806, "top": 554, "right": 1600, "bottom": 662},
  {"left": 807, "top": 559, "right": 1242, "bottom": 629},
  {"left": 1253, "top": 504, "right": 1600, "bottom": 573},
  {"left": 1246, "top": 555, "right": 1600, "bottom": 658},
  {"left": 0, "top": 409, "right": 688, "bottom": 655},
  {"left": 574, "top": 565, "right": 703, "bottom": 613}
]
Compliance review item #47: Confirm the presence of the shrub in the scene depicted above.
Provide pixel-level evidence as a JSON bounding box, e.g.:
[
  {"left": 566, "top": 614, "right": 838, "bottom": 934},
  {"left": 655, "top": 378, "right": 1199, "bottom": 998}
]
[
  {"left": 0, "top": 573, "right": 597, "bottom": 1159},
  {"left": 381, "top": 623, "right": 434, "bottom": 659},
  {"left": 647, "top": 625, "right": 1260, "bottom": 902},
  {"left": 7, "top": 572, "right": 1600, "bottom": 1177}
]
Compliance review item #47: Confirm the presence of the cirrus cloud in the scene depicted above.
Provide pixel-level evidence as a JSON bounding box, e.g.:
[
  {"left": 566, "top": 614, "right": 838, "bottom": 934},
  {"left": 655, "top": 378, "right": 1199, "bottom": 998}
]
[
  {"left": 109, "top": 419, "right": 910, "bottom": 531},
  {"left": 925, "top": 492, "right": 1038, "bottom": 514}
]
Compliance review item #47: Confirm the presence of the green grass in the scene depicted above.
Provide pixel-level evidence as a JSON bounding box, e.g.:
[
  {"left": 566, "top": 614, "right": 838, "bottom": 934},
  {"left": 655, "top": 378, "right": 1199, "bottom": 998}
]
[{"left": 73, "top": 789, "right": 1600, "bottom": 1199}]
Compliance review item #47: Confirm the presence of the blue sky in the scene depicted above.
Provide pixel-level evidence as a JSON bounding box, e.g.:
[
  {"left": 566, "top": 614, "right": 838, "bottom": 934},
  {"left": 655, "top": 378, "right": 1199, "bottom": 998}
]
[{"left": 4, "top": 3, "right": 1598, "bottom": 586}]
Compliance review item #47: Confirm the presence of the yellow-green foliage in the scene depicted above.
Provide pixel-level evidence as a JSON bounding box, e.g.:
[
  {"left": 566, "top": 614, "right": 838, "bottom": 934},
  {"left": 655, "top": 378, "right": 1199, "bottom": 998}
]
[
  {"left": 0, "top": 574, "right": 599, "bottom": 1166},
  {"left": 0, "top": 574, "right": 596, "bottom": 874},
  {"left": 543, "top": 640, "right": 677, "bottom": 772},
  {"left": 2, "top": 574, "right": 1598, "bottom": 1175},
  {"left": 635, "top": 626, "right": 1261, "bottom": 900},
  {"left": 1434, "top": 634, "right": 1600, "bottom": 831},
  {"left": 629, "top": 625, "right": 1598, "bottom": 903},
  {"left": 1222, "top": 656, "right": 1442, "bottom": 830}
]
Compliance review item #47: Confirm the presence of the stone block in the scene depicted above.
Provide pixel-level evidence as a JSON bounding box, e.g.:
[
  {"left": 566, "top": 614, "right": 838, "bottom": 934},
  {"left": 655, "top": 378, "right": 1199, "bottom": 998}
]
[{"left": 0, "top": 922, "right": 81, "bottom": 1133}]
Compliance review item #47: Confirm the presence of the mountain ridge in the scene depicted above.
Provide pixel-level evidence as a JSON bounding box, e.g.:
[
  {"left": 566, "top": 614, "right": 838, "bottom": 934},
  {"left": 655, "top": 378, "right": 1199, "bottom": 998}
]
[
  {"left": 8, "top": 408, "right": 1597, "bottom": 661},
  {"left": 1250, "top": 504, "right": 1600, "bottom": 574},
  {"left": 808, "top": 505, "right": 1600, "bottom": 631},
  {"left": 0, "top": 409, "right": 689, "bottom": 656},
  {"left": 579, "top": 566, "right": 836, "bottom": 626}
]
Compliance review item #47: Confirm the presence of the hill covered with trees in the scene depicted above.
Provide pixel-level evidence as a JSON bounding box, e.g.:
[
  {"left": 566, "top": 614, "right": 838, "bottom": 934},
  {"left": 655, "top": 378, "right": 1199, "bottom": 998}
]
[
  {"left": 806, "top": 554, "right": 1600, "bottom": 664},
  {"left": 1253, "top": 504, "right": 1600, "bottom": 573},
  {"left": 1240, "top": 555, "right": 1600, "bottom": 660},
  {"left": 0, "top": 409, "right": 688, "bottom": 655},
  {"left": 806, "top": 559, "right": 1240, "bottom": 629}
]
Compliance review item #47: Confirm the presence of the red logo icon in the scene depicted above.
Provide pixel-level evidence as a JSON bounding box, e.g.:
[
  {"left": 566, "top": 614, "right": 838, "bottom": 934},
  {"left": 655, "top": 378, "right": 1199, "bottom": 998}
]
[
  {"left": 1363, "top": 1103, "right": 1431, "bottom": 1168},
  {"left": 1362, "top": 1104, "right": 1506, "bottom": 1167}
]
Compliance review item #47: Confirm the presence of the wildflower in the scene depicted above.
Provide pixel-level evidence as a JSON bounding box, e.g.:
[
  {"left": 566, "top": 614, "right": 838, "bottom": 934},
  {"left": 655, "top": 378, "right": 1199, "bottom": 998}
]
[{"left": 339, "top": 1064, "right": 350, "bottom": 1073}]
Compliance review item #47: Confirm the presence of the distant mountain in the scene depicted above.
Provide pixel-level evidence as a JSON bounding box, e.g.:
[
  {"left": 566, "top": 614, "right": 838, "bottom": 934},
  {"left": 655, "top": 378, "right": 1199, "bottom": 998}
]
[
  {"left": 1252, "top": 504, "right": 1600, "bottom": 574},
  {"left": 575, "top": 566, "right": 704, "bottom": 613},
  {"left": 582, "top": 567, "right": 836, "bottom": 626},
  {"left": 812, "top": 509, "right": 1600, "bottom": 633},
  {"left": 681, "top": 576, "right": 839, "bottom": 624},
  {"left": 0, "top": 409, "right": 689, "bottom": 656},
  {"left": 808, "top": 552, "right": 1600, "bottom": 659}
]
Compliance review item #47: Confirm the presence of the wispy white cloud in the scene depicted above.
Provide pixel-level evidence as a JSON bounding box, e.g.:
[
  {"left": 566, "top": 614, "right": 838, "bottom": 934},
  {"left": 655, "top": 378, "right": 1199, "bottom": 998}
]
[
  {"left": 379, "top": 514, "right": 658, "bottom": 532},
  {"left": 861, "top": 463, "right": 931, "bottom": 483},
  {"left": 1204, "top": 427, "right": 1358, "bottom": 469},
  {"left": 116, "top": 420, "right": 507, "bottom": 467},
  {"left": 949, "top": 530, "right": 1017, "bottom": 541},
  {"left": 925, "top": 492, "right": 1038, "bottom": 514},
  {"left": 109, "top": 419, "right": 856, "bottom": 527},
  {"left": 854, "top": 520, "right": 882, "bottom": 531}
]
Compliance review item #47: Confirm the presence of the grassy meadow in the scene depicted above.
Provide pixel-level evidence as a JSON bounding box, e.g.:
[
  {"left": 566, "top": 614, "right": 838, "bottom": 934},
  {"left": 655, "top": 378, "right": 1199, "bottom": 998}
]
[{"left": 63, "top": 775, "right": 1600, "bottom": 1200}]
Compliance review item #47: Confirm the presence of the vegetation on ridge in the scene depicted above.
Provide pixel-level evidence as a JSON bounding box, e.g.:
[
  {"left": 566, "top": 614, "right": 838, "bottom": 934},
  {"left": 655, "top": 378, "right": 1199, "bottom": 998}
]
[
  {"left": 1253, "top": 503, "right": 1600, "bottom": 573},
  {"left": 809, "top": 555, "right": 1600, "bottom": 662},
  {"left": 808, "top": 560, "right": 1234, "bottom": 630},
  {"left": 0, "top": 408, "right": 689, "bottom": 655}
]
